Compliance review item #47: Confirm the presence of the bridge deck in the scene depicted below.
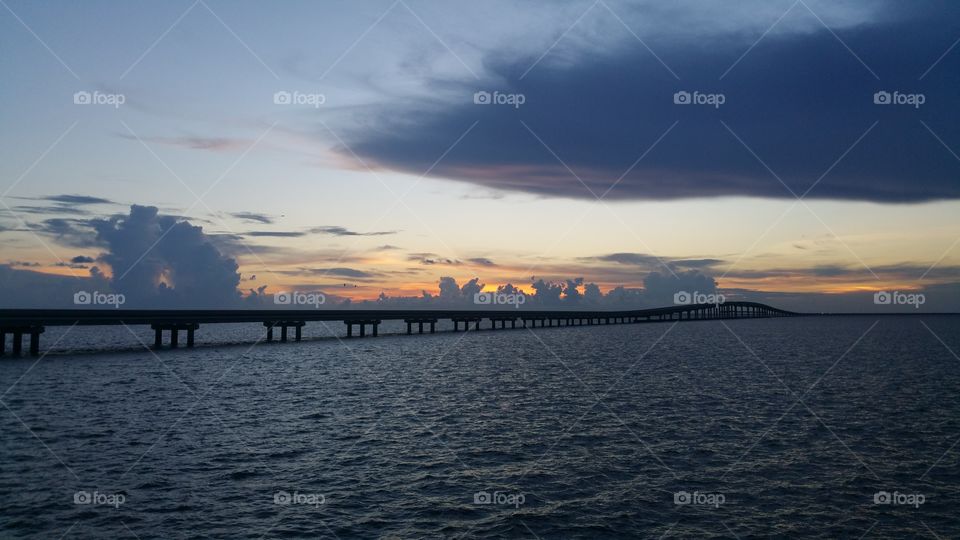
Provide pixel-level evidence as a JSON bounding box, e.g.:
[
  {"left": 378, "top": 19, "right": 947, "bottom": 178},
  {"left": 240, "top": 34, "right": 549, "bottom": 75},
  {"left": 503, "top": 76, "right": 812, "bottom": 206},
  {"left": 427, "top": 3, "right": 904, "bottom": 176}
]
[{"left": 0, "top": 302, "right": 797, "bottom": 356}]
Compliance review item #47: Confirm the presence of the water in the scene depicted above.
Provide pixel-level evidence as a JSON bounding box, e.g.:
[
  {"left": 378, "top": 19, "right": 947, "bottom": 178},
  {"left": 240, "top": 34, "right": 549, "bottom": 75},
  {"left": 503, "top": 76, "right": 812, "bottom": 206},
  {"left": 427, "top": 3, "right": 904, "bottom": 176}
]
[{"left": 1, "top": 316, "right": 959, "bottom": 538}]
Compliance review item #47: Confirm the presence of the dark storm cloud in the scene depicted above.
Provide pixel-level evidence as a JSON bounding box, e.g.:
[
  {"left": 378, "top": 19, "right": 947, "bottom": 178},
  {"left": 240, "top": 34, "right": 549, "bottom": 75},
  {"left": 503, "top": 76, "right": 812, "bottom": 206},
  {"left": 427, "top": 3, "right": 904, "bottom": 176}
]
[
  {"left": 343, "top": 4, "right": 960, "bottom": 202},
  {"left": 468, "top": 257, "right": 497, "bottom": 266}
]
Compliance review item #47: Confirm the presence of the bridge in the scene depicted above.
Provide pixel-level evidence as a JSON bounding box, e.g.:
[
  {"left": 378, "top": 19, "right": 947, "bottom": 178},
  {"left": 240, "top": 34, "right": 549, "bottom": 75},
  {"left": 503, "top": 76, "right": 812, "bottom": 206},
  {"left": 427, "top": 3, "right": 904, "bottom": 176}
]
[{"left": 0, "top": 301, "right": 797, "bottom": 356}]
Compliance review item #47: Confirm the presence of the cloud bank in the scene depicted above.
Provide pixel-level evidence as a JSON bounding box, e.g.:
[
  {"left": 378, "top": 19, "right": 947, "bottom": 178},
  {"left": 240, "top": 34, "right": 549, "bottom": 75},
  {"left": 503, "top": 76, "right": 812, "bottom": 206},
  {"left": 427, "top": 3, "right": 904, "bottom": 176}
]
[{"left": 340, "top": 2, "right": 960, "bottom": 202}]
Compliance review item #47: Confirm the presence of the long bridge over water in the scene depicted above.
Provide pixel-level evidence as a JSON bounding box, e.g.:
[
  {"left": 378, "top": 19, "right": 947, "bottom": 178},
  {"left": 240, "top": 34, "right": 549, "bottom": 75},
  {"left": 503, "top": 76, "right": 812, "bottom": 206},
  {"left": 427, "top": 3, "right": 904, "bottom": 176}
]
[{"left": 0, "top": 301, "right": 797, "bottom": 356}]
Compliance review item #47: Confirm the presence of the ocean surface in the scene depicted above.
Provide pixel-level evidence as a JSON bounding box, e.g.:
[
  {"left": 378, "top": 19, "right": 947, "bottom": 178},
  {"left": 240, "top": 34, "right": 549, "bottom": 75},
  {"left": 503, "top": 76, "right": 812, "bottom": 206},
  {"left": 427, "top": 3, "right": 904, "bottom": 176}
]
[{"left": 1, "top": 315, "right": 959, "bottom": 539}]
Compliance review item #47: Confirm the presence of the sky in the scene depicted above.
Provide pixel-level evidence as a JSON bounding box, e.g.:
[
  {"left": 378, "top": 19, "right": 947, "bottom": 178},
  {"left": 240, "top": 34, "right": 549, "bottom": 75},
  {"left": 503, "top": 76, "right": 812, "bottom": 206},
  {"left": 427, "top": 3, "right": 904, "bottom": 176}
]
[{"left": 1, "top": 0, "right": 959, "bottom": 312}]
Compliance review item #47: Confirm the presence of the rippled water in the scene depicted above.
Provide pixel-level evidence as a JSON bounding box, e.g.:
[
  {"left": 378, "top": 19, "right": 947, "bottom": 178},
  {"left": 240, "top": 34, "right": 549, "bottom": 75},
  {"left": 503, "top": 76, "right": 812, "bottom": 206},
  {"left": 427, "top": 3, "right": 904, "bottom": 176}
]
[{"left": 1, "top": 316, "right": 959, "bottom": 538}]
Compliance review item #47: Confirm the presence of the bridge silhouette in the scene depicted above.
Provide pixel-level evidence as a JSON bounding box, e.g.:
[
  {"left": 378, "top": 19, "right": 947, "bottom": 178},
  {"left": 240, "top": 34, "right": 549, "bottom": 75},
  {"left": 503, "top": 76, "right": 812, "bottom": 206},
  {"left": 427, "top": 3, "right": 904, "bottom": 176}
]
[{"left": 0, "top": 301, "right": 797, "bottom": 356}]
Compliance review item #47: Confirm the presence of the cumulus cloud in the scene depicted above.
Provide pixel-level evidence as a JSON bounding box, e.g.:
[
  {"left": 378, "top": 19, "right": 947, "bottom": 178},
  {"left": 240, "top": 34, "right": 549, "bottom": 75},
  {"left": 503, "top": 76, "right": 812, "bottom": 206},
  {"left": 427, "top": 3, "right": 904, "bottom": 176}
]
[{"left": 91, "top": 205, "right": 241, "bottom": 307}]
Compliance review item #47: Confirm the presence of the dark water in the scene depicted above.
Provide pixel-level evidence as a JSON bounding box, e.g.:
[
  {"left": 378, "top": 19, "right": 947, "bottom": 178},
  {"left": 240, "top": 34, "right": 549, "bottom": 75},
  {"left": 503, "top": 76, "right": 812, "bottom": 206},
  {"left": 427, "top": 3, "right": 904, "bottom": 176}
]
[{"left": 1, "top": 316, "right": 959, "bottom": 539}]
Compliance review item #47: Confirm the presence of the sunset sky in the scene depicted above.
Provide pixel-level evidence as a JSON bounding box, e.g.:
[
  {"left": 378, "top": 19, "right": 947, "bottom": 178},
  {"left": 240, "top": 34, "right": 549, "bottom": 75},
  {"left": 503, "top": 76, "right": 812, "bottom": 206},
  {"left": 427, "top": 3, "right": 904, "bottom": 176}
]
[{"left": 1, "top": 0, "right": 959, "bottom": 311}]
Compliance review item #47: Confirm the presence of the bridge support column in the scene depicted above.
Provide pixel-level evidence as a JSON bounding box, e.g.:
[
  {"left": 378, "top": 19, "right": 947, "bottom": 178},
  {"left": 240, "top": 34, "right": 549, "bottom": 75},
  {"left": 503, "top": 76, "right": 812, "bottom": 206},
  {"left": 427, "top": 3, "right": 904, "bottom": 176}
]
[
  {"left": 154, "top": 328, "right": 162, "bottom": 349},
  {"left": 407, "top": 321, "right": 412, "bottom": 335},
  {"left": 281, "top": 325, "right": 288, "bottom": 342},
  {"left": 430, "top": 321, "right": 436, "bottom": 333},
  {"left": 25, "top": 327, "right": 43, "bottom": 357},
  {"left": 12, "top": 332, "right": 22, "bottom": 355},
  {"left": 419, "top": 321, "right": 424, "bottom": 334}
]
